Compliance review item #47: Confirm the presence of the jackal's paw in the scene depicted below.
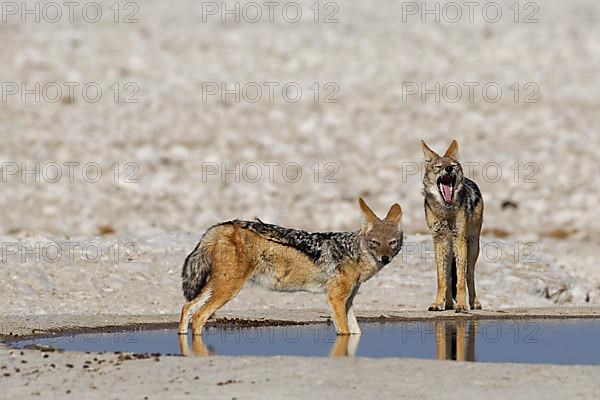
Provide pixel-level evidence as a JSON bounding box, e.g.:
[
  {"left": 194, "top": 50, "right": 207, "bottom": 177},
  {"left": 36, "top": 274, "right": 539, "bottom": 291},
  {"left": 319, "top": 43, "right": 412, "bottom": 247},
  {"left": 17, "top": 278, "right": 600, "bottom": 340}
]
[
  {"left": 177, "top": 326, "right": 188, "bottom": 335},
  {"left": 454, "top": 304, "right": 469, "bottom": 313},
  {"left": 428, "top": 303, "right": 446, "bottom": 311},
  {"left": 470, "top": 301, "right": 482, "bottom": 310}
]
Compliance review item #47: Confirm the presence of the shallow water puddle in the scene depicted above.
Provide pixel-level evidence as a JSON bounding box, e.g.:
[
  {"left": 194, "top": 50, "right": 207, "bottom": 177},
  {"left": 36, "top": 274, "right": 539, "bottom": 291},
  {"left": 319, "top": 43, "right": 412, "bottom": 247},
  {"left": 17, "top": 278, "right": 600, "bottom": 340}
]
[{"left": 9, "top": 319, "right": 600, "bottom": 364}]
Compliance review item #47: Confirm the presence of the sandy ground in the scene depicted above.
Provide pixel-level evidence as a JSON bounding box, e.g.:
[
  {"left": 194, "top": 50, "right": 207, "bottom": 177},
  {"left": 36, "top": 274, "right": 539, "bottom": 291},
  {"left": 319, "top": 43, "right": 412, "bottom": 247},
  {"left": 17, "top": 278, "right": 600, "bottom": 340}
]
[
  {"left": 2, "top": 0, "right": 600, "bottom": 398},
  {"left": 2, "top": 344, "right": 599, "bottom": 400}
]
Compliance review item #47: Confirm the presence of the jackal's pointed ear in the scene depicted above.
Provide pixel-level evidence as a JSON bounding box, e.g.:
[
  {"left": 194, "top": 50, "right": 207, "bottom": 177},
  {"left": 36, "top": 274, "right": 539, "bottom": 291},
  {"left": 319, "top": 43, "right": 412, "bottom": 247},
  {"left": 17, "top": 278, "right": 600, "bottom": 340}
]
[
  {"left": 384, "top": 203, "right": 402, "bottom": 225},
  {"left": 443, "top": 139, "right": 459, "bottom": 160},
  {"left": 421, "top": 140, "right": 439, "bottom": 163},
  {"left": 358, "top": 197, "right": 379, "bottom": 231}
]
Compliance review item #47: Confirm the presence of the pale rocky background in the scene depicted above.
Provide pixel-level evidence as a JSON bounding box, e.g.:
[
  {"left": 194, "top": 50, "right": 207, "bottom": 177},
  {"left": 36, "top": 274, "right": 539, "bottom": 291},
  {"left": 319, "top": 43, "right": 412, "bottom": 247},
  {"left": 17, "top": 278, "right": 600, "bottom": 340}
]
[
  {"left": 0, "top": 0, "right": 599, "bottom": 314},
  {"left": 1, "top": 233, "right": 598, "bottom": 316},
  {"left": 2, "top": 1, "right": 600, "bottom": 399}
]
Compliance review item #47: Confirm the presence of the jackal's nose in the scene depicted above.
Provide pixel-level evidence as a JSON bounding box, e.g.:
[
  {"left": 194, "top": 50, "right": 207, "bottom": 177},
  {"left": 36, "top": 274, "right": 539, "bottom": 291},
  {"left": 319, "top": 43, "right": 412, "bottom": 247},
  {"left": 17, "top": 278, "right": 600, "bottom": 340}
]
[
  {"left": 445, "top": 165, "right": 453, "bottom": 173},
  {"left": 381, "top": 255, "right": 390, "bottom": 265}
]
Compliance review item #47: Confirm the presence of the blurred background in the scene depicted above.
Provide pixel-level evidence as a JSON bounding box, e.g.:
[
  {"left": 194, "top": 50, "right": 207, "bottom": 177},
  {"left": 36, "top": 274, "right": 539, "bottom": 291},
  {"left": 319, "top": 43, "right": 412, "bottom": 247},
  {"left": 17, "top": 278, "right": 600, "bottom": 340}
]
[
  {"left": 1, "top": 0, "right": 598, "bottom": 241},
  {"left": 1, "top": 0, "right": 599, "bottom": 314}
]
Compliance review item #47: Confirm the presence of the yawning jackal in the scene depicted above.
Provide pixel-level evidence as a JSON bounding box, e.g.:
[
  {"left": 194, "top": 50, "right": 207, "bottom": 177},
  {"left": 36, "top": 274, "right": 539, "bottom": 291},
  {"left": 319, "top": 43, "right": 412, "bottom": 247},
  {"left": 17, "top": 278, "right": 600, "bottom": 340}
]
[{"left": 421, "top": 139, "right": 484, "bottom": 312}]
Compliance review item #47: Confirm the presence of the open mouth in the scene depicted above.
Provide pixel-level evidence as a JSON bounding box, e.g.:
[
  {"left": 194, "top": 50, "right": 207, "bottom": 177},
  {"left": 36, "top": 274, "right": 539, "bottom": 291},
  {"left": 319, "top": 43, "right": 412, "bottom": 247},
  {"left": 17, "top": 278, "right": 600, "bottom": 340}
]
[{"left": 437, "top": 175, "right": 455, "bottom": 207}]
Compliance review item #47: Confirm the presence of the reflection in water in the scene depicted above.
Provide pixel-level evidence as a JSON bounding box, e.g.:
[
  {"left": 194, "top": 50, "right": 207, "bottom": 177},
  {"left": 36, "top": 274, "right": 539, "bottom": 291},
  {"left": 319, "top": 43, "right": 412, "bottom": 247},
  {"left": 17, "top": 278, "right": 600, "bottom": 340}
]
[
  {"left": 435, "top": 320, "right": 478, "bottom": 361},
  {"left": 329, "top": 334, "right": 360, "bottom": 357},
  {"left": 178, "top": 332, "right": 361, "bottom": 357},
  {"left": 178, "top": 334, "right": 212, "bottom": 356},
  {"left": 179, "top": 321, "right": 478, "bottom": 359},
  {"left": 13, "top": 320, "right": 600, "bottom": 363}
]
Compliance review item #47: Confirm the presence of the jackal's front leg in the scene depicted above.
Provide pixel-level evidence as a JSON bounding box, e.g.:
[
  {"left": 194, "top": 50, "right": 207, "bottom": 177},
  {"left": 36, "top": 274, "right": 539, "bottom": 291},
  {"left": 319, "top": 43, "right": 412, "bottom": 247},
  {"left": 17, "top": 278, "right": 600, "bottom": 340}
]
[
  {"left": 453, "top": 228, "right": 469, "bottom": 313},
  {"left": 346, "top": 307, "right": 361, "bottom": 335},
  {"left": 467, "top": 235, "right": 482, "bottom": 310},
  {"left": 327, "top": 279, "right": 359, "bottom": 335},
  {"left": 429, "top": 237, "right": 452, "bottom": 311}
]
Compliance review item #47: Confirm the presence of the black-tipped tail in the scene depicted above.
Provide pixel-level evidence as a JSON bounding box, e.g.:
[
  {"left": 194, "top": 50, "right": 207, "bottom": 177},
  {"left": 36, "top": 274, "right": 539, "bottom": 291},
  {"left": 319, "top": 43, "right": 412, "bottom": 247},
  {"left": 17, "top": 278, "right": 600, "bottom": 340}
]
[{"left": 181, "top": 241, "right": 211, "bottom": 302}]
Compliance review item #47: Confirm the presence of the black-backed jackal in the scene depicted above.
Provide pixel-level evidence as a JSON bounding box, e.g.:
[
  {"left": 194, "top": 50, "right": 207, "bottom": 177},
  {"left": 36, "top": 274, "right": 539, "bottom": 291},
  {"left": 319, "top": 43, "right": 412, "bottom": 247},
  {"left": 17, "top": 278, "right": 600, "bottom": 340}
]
[
  {"left": 421, "top": 140, "right": 484, "bottom": 312},
  {"left": 179, "top": 198, "right": 403, "bottom": 336}
]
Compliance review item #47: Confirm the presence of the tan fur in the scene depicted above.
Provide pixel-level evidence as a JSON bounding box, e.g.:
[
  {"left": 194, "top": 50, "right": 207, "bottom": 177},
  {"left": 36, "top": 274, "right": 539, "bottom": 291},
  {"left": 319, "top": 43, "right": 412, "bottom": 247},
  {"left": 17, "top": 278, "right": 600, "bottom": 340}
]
[
  {"left": 329, "top": 335, "right": 360, "bottom": 357},
  {"left": 422, "top": 139, "right": 484, "bottom": 312},
  {"left": 178, "top": 333, "right": 211, "bottom": 356},
  {"left": 435, "top": 320, "right": 477, "bottom": 361},
  {"left": 179, "top": 198, "right": 403, "bottom": 336}
]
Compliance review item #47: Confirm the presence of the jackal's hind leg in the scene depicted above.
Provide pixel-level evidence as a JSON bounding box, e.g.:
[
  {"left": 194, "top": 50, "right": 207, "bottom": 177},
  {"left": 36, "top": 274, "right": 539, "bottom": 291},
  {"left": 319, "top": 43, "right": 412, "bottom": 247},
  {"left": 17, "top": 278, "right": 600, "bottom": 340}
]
[
  {"left": 179, "top": 287, "right": 213, "bottom": 335},
  {"left": 190, "top": 278, "right": 246, "bottom": 335}
]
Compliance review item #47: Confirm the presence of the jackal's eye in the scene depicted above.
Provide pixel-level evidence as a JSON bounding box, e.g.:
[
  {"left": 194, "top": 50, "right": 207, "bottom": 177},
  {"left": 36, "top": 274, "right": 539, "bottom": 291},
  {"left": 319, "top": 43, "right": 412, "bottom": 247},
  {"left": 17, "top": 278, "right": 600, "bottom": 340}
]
[
  {"left": 369, "top": 239, "right": 380, "bottom": 247},
  {"left": 389, "top": 239, "right": 398, "bottom": 247},
  {"left": 433, "top": 163, "right": 442, "bottom": 171}
]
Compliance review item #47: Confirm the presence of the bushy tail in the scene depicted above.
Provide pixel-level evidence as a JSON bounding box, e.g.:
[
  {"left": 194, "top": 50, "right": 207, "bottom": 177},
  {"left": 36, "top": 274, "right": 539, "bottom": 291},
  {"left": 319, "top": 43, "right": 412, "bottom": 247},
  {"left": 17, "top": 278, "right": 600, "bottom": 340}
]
[
  {"left": 181, "top": 239, "right": 212, "bottom": 302},
  {"left": 451, "top": 257, "right": 457, "bottom": 301}
]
